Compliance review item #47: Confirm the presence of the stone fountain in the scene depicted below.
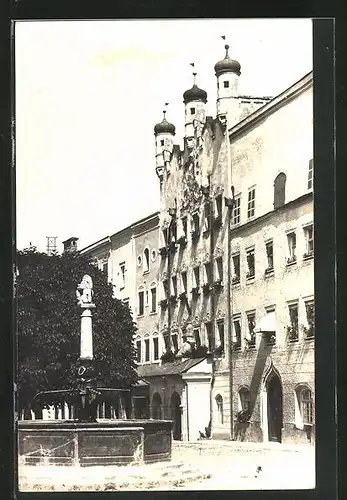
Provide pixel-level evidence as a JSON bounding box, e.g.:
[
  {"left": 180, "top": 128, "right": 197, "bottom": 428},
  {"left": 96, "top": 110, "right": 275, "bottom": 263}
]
[{"left": 18, "top": 274, "right": 172, "bottom": 467}]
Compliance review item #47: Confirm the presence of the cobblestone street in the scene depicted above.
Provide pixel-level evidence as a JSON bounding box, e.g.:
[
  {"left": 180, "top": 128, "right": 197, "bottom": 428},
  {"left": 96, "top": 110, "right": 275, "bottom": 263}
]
[{"left": 18, "top": 440, "right": 315, "bottom": 491}]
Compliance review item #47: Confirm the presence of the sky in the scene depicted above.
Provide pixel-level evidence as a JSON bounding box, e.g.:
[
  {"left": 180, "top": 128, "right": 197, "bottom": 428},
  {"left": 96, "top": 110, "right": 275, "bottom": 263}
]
[{"left": 15, "top": 19, "right": 313, "bottom": 253}]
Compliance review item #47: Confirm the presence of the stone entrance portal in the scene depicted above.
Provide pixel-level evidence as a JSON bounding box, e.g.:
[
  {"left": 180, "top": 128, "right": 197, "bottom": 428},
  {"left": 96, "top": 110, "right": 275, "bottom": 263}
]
[
  {"left": 170, "top": 392, "right": 182, "bottom": 441},
  {"left": 267, "top": 373, "right": 283, "bottom": 443}
]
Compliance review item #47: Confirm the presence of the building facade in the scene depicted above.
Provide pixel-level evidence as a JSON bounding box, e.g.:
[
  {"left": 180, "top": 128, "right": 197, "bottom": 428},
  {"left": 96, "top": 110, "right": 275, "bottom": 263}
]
[{"left": 78, "top": 46, "right": 314, "bottom": 445}]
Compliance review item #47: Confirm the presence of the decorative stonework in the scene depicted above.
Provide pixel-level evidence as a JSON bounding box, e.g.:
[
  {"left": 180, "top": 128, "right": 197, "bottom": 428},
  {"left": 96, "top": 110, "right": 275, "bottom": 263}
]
[
  {"left": 161, "top": 271, "right": 168, "bottom": 281},
  {"left": 202, "top": 312, "right": 211, "bottom": 323},
  {"left": 202, "top": 252, "right": 211, "bottom": 264},
  {"left": 214, "top": 185, "right": 224, "bottom": 197},
  {"left": 180, "top": 261, "right": 188, "bottom": 271},
  {"left": 192, "top": 316, "right": 200, "bottom": 327},
  {"left": 216, "top": 309, "right": 226, "bottom": 320},
  {"left": 214, "top": 246, "right": 224, "bottom": 258}
]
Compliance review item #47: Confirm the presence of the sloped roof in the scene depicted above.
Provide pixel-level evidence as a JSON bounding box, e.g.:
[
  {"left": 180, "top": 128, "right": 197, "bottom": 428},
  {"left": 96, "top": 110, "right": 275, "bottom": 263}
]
[{"left": 137, "top": 358, "right": 206, "bottom": 378}]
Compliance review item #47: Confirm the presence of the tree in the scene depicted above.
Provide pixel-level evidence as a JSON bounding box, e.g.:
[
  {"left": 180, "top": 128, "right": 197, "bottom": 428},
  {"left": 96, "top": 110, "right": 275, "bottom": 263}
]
[{"left": 16, "top": 247, "right": 138, "bottom": 413}]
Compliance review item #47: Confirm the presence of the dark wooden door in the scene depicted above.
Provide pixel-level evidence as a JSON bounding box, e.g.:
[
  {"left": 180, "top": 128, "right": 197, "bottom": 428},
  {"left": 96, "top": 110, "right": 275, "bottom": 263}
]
[{"left": 267, "top": 375, "right": 283, "bottom": 442}]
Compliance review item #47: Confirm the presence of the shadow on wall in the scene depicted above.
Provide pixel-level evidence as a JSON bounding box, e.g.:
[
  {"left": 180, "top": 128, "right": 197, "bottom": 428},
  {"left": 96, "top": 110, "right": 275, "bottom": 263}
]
[{"left": 248, "top": 335, "right": 274, "bottom": 415}]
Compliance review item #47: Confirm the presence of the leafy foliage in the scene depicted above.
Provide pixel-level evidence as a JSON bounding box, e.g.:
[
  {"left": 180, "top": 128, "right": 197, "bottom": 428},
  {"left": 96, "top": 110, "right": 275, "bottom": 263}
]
[{"left": 16, "top": 248, "right": 138, "bottom": 411}]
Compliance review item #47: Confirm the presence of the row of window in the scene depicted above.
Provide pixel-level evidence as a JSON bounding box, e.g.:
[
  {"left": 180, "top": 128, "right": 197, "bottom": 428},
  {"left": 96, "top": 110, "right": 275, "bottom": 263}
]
[
  {"left": 136, "top": 335, "right": 160, "bottom": 364},
  {"left": 232, "top": 224, "right": 314, "bottom": 283},
  {"left": 215, "top": 385, "right": 314, "bottom": 426},
  {"left": 138, "top": 285, "right": 157, "bottom": 316}
]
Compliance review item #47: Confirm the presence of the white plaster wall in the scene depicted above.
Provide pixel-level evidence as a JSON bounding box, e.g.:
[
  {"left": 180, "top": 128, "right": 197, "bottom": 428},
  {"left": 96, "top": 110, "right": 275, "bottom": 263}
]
[{"left": 185, "top": 378, "right": 211, "bottom": 441}]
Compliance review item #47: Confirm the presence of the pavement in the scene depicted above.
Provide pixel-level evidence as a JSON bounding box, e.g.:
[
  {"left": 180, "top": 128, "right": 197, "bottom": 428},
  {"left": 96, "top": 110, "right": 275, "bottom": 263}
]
[{"left": 18, "top": 440, "right": 315, "bottom": 492}]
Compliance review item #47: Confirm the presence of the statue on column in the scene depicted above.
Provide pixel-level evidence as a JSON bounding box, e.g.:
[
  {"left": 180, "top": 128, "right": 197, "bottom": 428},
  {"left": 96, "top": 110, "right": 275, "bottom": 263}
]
[{"left": 76, "top": 274, "right": 94, "bottom": 306}]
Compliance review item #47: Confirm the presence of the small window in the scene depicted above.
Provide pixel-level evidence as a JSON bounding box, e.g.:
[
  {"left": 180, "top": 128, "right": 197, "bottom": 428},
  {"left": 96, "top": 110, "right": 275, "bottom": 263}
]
[
  {"left": 119, "top": 262, "right": 126, "bottom": 288},
  {"left": 246, "top": 249, "right": 255, "bottom": 279},
  {"left": 171, "top": 333, "right": 178, "bottom": 353},
  {"left": 216, "top": 321, "right": 225, "bottom": 350},
  {"left": 223, "top": 80, "right": 229, "bottom": 88},
  {"left": 170, "top": 220, "right": 177, "bottom": 242},
  {"left": 145, "top": 290, "right": 149, "bottom": 306},
  {"left": 136, "top": 340, "right": 142, "bottom": 363},
  {"left": 153, "top": 337, "right": 159, "bottom": 360},
  {"left": 150, "top": 287, "right": 157, "bottom": 313},
  {"left": 138, "top": 290, "right": 144, "bottom": 316},
  {"left": 102, "top": 261, "right": 108, "bottom": 276},
  {"left": 304, "top": 224, "right": 314, "bottom": 256},
  {"left": 182, "top": 217, "right": 188, "bottom": 236},
  {"left": 171, "top": 276, "right": 177, "bottom": 296},
  {"left": 194, "top": 328, "right": 201, "bottom": 347},
  {"left": 308, "top": 159, "right": 313, "bottom": 190},
  {"left": 265, "top": 241, "right": 274, "bottom": 271},
  {"left": 246, "top": 313, "right": 256, "bottom": 347},
  {"left": 151, "top": 249, "right": 157, "bottom": 261},
  {"left": 160, "top": 139, "right": 164, "bottom": 146},
  {"left": 204, "top": 262, "right": 212, "bottom": 284},
  {"left": 192, "top": 213, "right": 200, "bottom": 236},
  {"left": 181, "top": 272, "right": 187, "bottom": 293},
  {"left": 247, "top": 188, "right": 256, "bottom": 219},
  {"left": 288, "top": 303, "right": 299, "bottom": 341},
  {"left": 215, "top": 194, "right": 223, "bottom": 219},
  {"left": 273, "top": 173, "right": 286, "bottom": 209},
  {"left": 233, "top": 195, "right": 241, "bottom": 225},
  {"left": 163, "top": 279, "right": 169, "bottom": 297},
  {"left": 297, "top": 386, "right": 313, "bottom": 425},
  {"left": 193, "top": 267, "right": 200, "bottom": 288},
  {"left": 239, "top": 388, "right": 251, "bottom": 413},
  {"left": 145, "top": 339, "right": 150, "bottom": 362},
  {"left": 232, "top": 317, "right": 241, "bottom": 349},
  {"left": 205, "top": 322, "right": 213, "bottom": 352},
  {"left": 232, "top": 254, "right": 240, "bottom": 283},
  {"left": 204, "top": 203, "right": 211, "bottom": 232},
  {"left": 216, "top": 394, "right": 224, "bottom": 424},
  {"left": 215, "top": 257, "right": 223, "bottom": 282},
  {"left": 190, "top": 107, "right": 196, "bottom": 115},
  {"left": 137, "top": 255, "right": 142, "bottom": 266},
  {"left": 287, "top": 232, "right": 297, "bottom": 263},
  {"left": 143, "top": 248, "right": 150, "bottom": 273},
  {"left": 304, "top": 300, "right": 315, "bottom": 338}
]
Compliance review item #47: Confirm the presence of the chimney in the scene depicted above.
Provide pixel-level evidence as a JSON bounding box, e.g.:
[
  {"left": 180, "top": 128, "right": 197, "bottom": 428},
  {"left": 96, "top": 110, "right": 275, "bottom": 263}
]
[{"left": 62, "top": 237, "right": 79, "bottom": 253}]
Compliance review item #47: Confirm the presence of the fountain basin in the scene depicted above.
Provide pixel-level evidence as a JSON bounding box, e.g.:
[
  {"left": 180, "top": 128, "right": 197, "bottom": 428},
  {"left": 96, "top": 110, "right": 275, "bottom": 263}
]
[{"left": 18, "top": 419, "right": 173, "bottom": 467}]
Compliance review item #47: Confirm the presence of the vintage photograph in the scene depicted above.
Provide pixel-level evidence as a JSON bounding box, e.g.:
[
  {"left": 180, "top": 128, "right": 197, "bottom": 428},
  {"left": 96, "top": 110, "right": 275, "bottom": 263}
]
[{"left": 15, "top": 18, "right": 314, "bottom": 491}]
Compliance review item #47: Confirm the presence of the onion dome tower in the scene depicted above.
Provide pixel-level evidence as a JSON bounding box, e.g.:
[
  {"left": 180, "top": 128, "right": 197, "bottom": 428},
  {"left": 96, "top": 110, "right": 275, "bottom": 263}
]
[
  {"left": 183, "top": 72, "right": 207, "bottom": 148},
  {"left": 214, "top": 44, "right": 241, "bottom": 124},
  {"left": 154, "top": 107, "right": 175, "bottom": 180}
]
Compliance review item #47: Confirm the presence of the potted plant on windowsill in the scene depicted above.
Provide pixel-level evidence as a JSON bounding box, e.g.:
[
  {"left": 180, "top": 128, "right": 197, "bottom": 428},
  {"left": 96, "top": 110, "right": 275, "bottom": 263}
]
[
  {"left": 177, "top": 235, "right": 187, "bottom": 247},
  {"left": 159, "top": 298, "right": 168, "bottom": 308},
  {"left": 246, "top": 271, "right": 255, "bottom": 279},
  {"left": 213, "top": 279, "right": 224, "bottom": 289},
  {"left": 286, "top": 255, "right": 297, "bottom": 265},
  {"left": 232, "top": 276, "right": 240, "bottom": 285},
  {"left": 263, "top": 332, "right": 276, "bottom": 345},
  {"left": 191, "top": 286, "right": 200, "bottom": 297},
  {"left": 301, "top": 324, "right": 315, "bottom": 339},
  {"left": 303, "top": 250, "right": 314, "bottom": 260},
  {"left": 160, "top": 350, "right": 176, "bottom": 363},
  {"left": 287, "top": 325, "right": 299, "bottom": 342},
  {"left": 236, "top": 410, "right": 251, "bottom": 424}
]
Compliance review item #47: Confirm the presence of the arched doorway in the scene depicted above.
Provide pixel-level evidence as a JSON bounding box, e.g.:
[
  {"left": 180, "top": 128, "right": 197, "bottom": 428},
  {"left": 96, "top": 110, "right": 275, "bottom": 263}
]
[
  {"left": 152, "top": 392, "right": 162, "bottom": 420},
  {"left": 267, "top": 373, "right": 283, "bottom": 442},
  {"left": 171, "top": 392, "right": 182, "bottom": 440}
]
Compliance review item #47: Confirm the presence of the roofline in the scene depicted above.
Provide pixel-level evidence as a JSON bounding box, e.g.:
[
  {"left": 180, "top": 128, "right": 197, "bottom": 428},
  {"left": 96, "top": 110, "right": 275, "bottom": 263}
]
[
  {"left": 229, "top": 71, "right": 313, "bottom": 139},
  {"left": 79, "top": 211, "right": 160, "bottom": 254}
]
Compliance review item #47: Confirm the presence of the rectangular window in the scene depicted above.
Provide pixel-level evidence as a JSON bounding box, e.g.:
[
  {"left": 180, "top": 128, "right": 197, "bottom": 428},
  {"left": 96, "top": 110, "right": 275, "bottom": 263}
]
[
  {"left": 223, "top": 80, "right": 229, "bottom": 88},
  {"left": 151, "top": 287, "right": 157, "bottom": 313},
  {"left": 103, "top": 261, "right": 108, "bottom": 277},
  {"left": 136, "top": 340, "right": 142, "bottom": 363},
  {"left": 191, "top": 213, "right": 200, "bottom": 239},
  {"left": 287, "top": 232, "right": 297, "bottom": 263},
  {"left": 288, "top": 303, "right": 299, "bottom": 341},
  {"left": 246, "top": 249, "right": 255, "bottom": 278},
  {"left": 232, "top": 317, "right": 241, "bottom": 349},
  {"left": 215, "top": 194, "right": 223, "bottom": 219},
  {"left": 163, "top": 279, "right": 169, "bottom": 297},
  {"left": 304, "top": 224, "right": 314, "bottom": 255},
  {"left": 171, "top": 221, "right": 177, "bottom": 242},
  {"left": 204, "top": 203, "right": 211, "bottom": 232},
  {"left": 265, "top": 241, "right": 274, "bottom": 271},
  {"left": 217, "top": 321, "right": 225, "bottom": 350},
  {"left": 181, "top": 272, "right": 187, "bottom": 292},
  {"left": 171, "top": 276, "right": 177, "bottom": 296},
  {"left": 145, "top": 339, "right": 150, "bottom": 362},
  {"left": 246, "top": 313, "right": 256, "bottom": 347},
  {"left": 204, "top": 262, "right": 212, "bottom": 284},
  {"left": 145, "top": 290, "right": 149, "bottom": 307},
  {"left": 138, "top": 291, "right": 144, "bottom": 316},
  {"left": 308, "top": 159, "right": 313, "bottom": 190},
  {"left": 171, "top": 333, "right": 178, "bottom": 353},
  {"left": 193, "top": 267, "right": 200, "bottom": 288},
  {"left": 160, "top": 139, "right": 164, "bottom": 146},
  {"left": 190, "top": 107, "right": 196, "bottom": 115},
  {"left": 215, "top": 257, "right": 223, "bottom": 282},
  {"left": 194, "top": 328, "right": 201, "bottom": 348},
  {"left": 205, "top": 323, "right": 213, "bottom": 352},
  {"left": 301, "top": 389, "right": 313, "bottom": 424},
  {"left": 247, "top": 188, "right": 256, "bottom": 219},
  {"left": 304, "top": 300, "right": 315, "bottom": 338},
  {"left": 233, "top": 195, "right": 241, "bottom": 225},
  {"left": 182, "top": 217, "right": 188, "bottom": 236},
  {"left": 232, "top": 254, "right": 240, "bottom": 283},
  {"left": 153, "top": 337, "right": 159, "bottom": 360},
  {"left": 119, "top": 262, "right": 126, "bottom": 288}
]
